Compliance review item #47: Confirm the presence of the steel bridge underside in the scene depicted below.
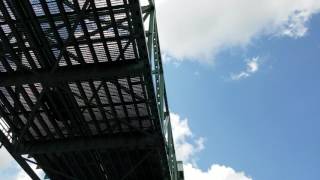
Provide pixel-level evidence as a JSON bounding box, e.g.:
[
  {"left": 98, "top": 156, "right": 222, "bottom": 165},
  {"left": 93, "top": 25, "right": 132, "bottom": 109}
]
[{"left": 0, "top": 0, "right": 182, "bottom": 179}]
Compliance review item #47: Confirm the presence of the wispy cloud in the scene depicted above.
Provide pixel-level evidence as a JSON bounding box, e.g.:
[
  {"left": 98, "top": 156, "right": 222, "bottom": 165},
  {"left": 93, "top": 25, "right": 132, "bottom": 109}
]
[
  {"left": 156, "top": 0, "right": 320, "bottom": 62},
  {"left": 280, "top": 10, "right": 311, "bottom": 38},
  {"left": 170, "top": 112, "right": 204, "bottom": 163},
  {"left": 170, "top": 112, "right": 252, "bottom": 180},
  {"left": 230, "top": 57, "right": 260, "bottom": 80}
]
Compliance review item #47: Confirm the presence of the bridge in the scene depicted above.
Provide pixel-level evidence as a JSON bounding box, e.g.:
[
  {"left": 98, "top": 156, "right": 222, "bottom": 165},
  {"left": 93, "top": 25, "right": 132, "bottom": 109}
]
[{"left": 0, "top": 0, "right": 184, "bottom": 179}]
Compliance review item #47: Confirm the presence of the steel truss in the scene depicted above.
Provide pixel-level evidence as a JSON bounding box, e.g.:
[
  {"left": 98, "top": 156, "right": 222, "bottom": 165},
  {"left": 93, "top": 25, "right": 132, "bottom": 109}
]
[{"left": 0, "top": 0, "right": 183, "bottom": 179}]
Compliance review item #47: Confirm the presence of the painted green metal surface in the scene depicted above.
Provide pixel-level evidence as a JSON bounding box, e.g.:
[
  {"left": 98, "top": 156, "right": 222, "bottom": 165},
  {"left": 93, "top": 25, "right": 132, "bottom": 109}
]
[{"left": 145, "top": 1, "right": 184, "bottom": 179}]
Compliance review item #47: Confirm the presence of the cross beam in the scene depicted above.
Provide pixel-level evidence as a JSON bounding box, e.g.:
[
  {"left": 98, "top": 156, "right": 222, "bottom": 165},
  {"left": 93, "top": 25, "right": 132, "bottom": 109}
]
[
  {"left": 16, "top": 133, "right": 160, "bottom": 155},
  {"left": 0, "top": 60, "right": 146, "bottom": 86}
]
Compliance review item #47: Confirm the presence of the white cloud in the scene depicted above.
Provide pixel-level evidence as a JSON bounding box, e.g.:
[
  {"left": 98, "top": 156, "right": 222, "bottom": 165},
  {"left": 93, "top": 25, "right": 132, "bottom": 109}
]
[
  {"left": 0, "top": 148, "right": 13, "bottom": 169},
  {"left": 156, "top": 0, "right": 320, "bottom": 62},
  {"left": 184, "top": 163, "right": 252, "bottom": 180},
  {"left": 170, "top": 112, "right": 204, "bottom": 163},
  {"left": 231, "top": 57, "right": 260, "bottom": 80},
  {"left": 0, "top": 147, "right": 44, "bottom": 180},
  {"left": 280, "top": 10, "right": 310, "bottom": 38},
  {"left": 15, "top": 169, "right": 32, "bottom": 180},
  {"left": 170, "top": 112, "right": 252, "bottom": 180},
  {"left": 15, "top": 160, "right": 44, "bottom": 180}
]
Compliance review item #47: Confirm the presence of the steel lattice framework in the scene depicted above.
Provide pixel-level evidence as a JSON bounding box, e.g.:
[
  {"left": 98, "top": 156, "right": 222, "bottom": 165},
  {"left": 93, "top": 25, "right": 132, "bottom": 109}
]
[{"left": 0, "top": 0, "right": 184, "bottom": 179}]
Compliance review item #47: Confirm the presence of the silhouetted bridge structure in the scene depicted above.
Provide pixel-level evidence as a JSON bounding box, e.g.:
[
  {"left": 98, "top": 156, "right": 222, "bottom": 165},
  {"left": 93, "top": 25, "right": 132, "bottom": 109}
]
[{"left": 0, "top": 0, "right": 184, "bottom": 179}]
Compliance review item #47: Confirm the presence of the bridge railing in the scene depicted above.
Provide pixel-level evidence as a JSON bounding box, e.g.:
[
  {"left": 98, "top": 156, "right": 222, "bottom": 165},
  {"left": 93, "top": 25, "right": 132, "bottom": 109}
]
[{"left": 142, "top": 0, "right": 183, "bottom": 179}]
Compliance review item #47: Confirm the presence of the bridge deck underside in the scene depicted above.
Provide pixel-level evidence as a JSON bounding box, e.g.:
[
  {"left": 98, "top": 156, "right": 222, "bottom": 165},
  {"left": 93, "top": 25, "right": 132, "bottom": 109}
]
[
  {"left": 0, "top": 0, "right": 168, "bottom": 179},
  {"left": 34, "top": 149, "right": 164, "bottom": 180}
]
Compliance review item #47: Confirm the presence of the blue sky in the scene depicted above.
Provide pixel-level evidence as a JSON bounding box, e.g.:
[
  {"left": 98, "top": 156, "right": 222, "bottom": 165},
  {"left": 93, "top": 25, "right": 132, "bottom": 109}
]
[
  {"left": 158, "top": 1, "right": 320, "bottom": 179},
  {"left": 1, "top": 0, "right": 320, "bottom": 179}
]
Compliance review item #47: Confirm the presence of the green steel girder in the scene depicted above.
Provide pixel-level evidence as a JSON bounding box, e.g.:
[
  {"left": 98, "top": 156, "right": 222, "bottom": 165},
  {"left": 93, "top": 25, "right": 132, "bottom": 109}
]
[{"left": 145, "top": 2, "right": 184, "bottom": 179}]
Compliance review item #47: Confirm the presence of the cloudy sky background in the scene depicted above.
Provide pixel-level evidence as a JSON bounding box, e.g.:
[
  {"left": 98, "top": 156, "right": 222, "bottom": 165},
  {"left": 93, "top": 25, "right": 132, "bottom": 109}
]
[
  {"left": 1, "top": 0, "right": 320, "bottom": 179},
  {"left": 156, "top": 0, "right": 320, "bottom": 61},
  {"left": 156, "top": 0, "right": 320, "bottom": 180}
]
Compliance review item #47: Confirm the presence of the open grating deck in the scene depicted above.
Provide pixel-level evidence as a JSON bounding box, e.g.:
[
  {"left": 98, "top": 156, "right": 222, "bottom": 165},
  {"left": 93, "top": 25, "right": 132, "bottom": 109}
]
[{"left": 0, "top": 0, "right": 183, "bottom": 179}]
